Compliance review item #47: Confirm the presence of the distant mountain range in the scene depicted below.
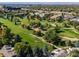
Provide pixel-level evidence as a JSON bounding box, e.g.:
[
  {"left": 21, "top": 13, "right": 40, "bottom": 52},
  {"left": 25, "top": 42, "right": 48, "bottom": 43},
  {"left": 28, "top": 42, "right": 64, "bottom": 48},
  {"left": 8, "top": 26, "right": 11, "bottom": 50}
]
[{"left": 0, "top": 2, "right": 79, "bottom": 5}]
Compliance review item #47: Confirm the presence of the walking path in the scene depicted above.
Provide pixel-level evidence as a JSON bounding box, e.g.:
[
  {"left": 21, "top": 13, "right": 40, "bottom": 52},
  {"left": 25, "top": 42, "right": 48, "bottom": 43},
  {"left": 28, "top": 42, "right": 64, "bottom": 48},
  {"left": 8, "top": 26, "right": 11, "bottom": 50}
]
[
  {"left": 61, "top": 36, "right": 79, "bottom": 41},
  {"left": 30, "top": 34, "right": 59, "bottom": 48}
]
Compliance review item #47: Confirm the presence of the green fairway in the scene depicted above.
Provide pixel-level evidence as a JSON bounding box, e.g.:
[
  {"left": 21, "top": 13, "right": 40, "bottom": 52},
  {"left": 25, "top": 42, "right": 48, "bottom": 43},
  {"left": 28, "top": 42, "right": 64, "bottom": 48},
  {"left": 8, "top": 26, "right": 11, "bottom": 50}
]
[
  {"left": 20, "top": 18, "right": 29, "bottom": 25},
  {"left": 1, "top": 17, "right": 79, "bottom": 51},
  {"left": 59, "top": 29, "right": 79, "bottom": 38},
  {"left": 0, "top": 18, "right": 53, "bottom": 50}
]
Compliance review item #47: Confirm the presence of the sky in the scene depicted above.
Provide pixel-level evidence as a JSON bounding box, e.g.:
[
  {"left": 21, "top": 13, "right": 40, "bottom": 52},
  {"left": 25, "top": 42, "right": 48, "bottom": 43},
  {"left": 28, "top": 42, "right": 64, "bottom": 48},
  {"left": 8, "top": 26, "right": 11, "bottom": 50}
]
[
  {"left": 0, "top": 0, "right": 79, "bottom": 2},
  {"left": 0, "top": 2, "right": 79, "bottom": 5},
  {"left": 0, "top": 0, "right": 79, "bottom": 5}
]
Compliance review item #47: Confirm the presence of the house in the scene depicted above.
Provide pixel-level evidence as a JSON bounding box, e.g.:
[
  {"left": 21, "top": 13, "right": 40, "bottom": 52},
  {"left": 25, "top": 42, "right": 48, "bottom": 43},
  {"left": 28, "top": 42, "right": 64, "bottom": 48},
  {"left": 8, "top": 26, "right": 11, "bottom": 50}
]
[
  {"left": 64, "top": 15, "right": 75, "bottom": 19},
  {"left": 21, "top": 8, "right": 30, "bottom": 11},
  {"left": 50, "top": 47, "right": 79, "bottom": 57},
  {"left": 0, "top": 45, "right": 16, "bottom": 57},
  {"left": 50, "top": 14, "right": 61, "bottom": 20},
  {"left": 71, "top": 17, "right": 79, "bottom": 22},
  {"left": 50, "top": 48, "right": 68, "bottom": 57},
  {"left": 0, "top": 5, "right": 4, "bottom": 10}
]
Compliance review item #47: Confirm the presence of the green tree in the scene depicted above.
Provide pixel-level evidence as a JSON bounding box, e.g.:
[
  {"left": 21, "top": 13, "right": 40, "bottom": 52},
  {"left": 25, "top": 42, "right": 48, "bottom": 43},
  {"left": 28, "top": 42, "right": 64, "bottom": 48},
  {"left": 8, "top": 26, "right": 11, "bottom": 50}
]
[
  {"left": 44, "top": 28, "right": 60, "bottom": 45},
  {"left": 0, "top": 39, "right": 3, "bottom": 49},
  {"left": 76, "top": 26, "right": 79, "bottom": 31},
  {"left": 2, "top": 38, "right": 10, "bottom": 45},
  {"left": 65, "top": 40, "right": 72, "bottom": 47},
  {"left": 14, "top": 42, "right": 33, "bottom": 57},
  {"left": 14, "top": 42, "right": 27, "bottom": 56},
  {"left": 73, "top": 40, "right": 79, "bottom": 47},
  {"left": 34, "top": 47, "right": 44, "bottom": 57}
]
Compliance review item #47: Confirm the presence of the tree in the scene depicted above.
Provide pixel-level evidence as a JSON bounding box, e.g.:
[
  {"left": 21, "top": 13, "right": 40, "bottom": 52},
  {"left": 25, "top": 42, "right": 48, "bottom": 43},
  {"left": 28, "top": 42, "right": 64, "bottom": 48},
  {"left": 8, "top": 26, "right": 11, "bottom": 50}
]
[
  {"left": 73, "top": 40, "right": 79, "bottom": 47},
  {"left": 4, "top": 28, "right": 11, "bottom": 38},
  {"left": 26, "top": 25, "right": 32, "bottom": 30},
  {"left": 15, "top": 35, "right": 21, "bottom": 42},
  {"left": 65, "top": 40, "right": 72, "bottom": 47},
  {"left": 14, "top": 42, "right": 27, "bottom": 57},
  {"left": 71, "top": 21, "right": 79, "bottom": 28},
  {"left": 75, "top": 26, "right": 79, "bottom": 31},
  {"left": 34, "top": 47, "right": 44, "bottom": 57},
  {"left": 26, "top": 45, "right": 34, "bottom": 57},
  {"left": 27, "top": 14, "right": 31, "bottom": 22},
  {"left": 63, "top": 20, "right": 71, "bottom": 28},
  {"left": 10, "top": 15, "right": 14, "bottom": 22},
  {"left": 44, "top": 28, "right": 63, "bottom": 46},
  {"left": 0, "top": 22, "right": 3, "bottom": 26},
  {"left": 14, "top": 42, "right": 33, "bottom": 57},
  {"left": 57, "top": 13, "right": 64, "bottom": 22},
  {"left": 44, "top": 28, "right": 59, "bottom": 43},
  {"left": 0, "top": 39, "right": 3, "bottom": 49},
  {"left": 2, "top": 38, "right": 10, "bottom": 45},
  {"left": 43, "top": 45, "right": 49, "bottom": 57},
  {"left": 54, "top": 24, "right": 61, "bottom": 33},
  {"left": 4, "top": 27, "right": 14, "bottom": 40}
]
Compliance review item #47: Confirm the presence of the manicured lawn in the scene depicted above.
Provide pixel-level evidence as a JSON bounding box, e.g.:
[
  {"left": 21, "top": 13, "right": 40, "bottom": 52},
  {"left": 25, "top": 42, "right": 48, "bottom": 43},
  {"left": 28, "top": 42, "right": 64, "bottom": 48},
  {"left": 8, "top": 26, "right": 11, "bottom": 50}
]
[
  {"left": 1, "top": 17, "right": 79, "bottom": 51},
  {"left": 20, "top": 18, "right": 29, "bottom": 25},
  {"left": 59, "top": 29, "right": 79, "bottom": 38},
  {"left": 37, "top": 20, "right": 79, "bottom": 39},
  {"left": 0, "top": 18, "right": 52, "bottom": 50}
]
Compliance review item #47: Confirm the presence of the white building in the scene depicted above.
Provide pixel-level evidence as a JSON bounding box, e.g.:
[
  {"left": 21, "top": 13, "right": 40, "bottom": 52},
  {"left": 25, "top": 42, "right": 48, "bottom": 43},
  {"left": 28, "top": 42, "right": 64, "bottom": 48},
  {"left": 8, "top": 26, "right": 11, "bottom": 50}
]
[
  {"left": 50, "top": 47, "right": 79, "bottom": 57},
  {"left": 0, "top": 5, "right": 4, "bottom": 10},
  {"left": 0, "top": 45, "right": 16, "bottom": 57},
  {"left": 50, "top": 48, "right": 68, "bottom": 57},
  {"left": 71, "top": 17, "right": 79, "bottom": 22}
]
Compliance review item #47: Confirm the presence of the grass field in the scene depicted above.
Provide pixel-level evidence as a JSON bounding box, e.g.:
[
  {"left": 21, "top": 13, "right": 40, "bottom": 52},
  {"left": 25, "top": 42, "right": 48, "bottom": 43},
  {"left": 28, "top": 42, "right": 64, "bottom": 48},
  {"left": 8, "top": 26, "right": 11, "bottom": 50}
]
[
  {"left": 40, "top": 20, "right": 79, "bottom": 39},
  {"left": 0, "top": 18, "right": 53, "bottom": 51},
  {"left": 59, "top": 29, "right": 79, "bottom": 38},
  {"left": 0, "top": 17, "right": 79, "bottom": 52}
]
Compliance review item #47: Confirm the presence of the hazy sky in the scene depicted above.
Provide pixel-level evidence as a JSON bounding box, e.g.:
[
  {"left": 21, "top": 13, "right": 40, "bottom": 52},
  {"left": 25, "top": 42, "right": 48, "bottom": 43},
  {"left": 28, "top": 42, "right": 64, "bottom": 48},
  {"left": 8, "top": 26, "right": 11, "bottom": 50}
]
[
  {"left": 0, "top": 0, "right": 79, "bottom": 5},
  {"left": 0, "top": 2, "right": 79, "bottom": 5},
  {"left": 0, "top": 0, "right": 79, "bottom": 2}
]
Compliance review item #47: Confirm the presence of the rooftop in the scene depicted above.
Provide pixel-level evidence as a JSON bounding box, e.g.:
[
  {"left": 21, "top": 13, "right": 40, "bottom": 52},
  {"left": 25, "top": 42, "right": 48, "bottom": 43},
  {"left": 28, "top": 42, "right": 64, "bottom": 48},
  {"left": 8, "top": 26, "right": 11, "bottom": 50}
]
[{"left": 0, "top": 45, "right": 16, "bottom": 57}]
